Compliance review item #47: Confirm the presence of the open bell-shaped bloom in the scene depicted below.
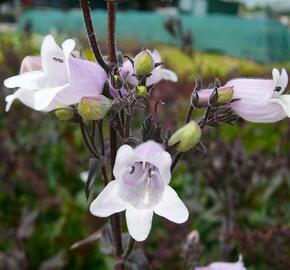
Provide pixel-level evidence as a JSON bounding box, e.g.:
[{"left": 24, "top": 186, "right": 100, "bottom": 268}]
[
  {"left": 198, "top": 68, "right": 289, "bottom": 123},
  {"left": 119, "top": 49, "right": 178, "bottom": 87},
  {"left": 90, "top": 140, "right": 189, "bottom": 242},
  {"left": 4, "top": 35, "right": 107, "bottom": 112},
  {"left": 195, "top": 256, "right": 247, "bottom": 270}
]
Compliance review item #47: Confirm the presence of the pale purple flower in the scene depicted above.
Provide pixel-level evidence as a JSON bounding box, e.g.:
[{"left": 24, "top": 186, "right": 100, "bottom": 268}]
[
  {"left": 90, "top": 140, "right": 189, "bottom": 241},
  {"left": 195, "top": 256, "right": 247, "bottom": 270},
  {"left": 199, "top": 68, "right": 289, "bottom": 123},
  {"left": 4, "top": 35, "right": 107, "bottom": 112},
  {"left": 119, "top": 49, "right": 178, "bottom": 87}
]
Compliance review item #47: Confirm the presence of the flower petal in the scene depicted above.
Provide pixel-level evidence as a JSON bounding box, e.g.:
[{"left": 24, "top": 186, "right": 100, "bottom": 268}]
[
  {"left": 40, "top": 35, "right": 69, "bottom": 87},
  {"left": 90, "top": 180, "right": 126, "bottom": 217},
  {"left": 270, "top": 94, "right": 290, "bottom": 117},
  {"left": 134, "top": 141, "right": 172, "bottom": 184},
  {"left": 151, "top": 49, "right": 162, "bottom": 63},
  {"left": 154, "top": 185, "right": 189, "bottom": 224},
  {"left": 125, "top": 207, "right": 153, "bottom": 241},
  {"left": 119, "top": 60, "right": 137, "bottom": 86},
  {"left": 5, "top": 88, "right": 36, "bottom": 111},
  {"left": 4, "top": 71, "right": 44, "bottom": 90},
  {"left": 146, "top": 68, "right": 178, "bottom": 86},
  {"left": 33, "top": 84, "right": 69, "bottom": 111},
  {"left": 272, "top": 68, "right": 288, "bottom": 95},
  {"left": 225, "top": 78, "right": 274, "bottom": 107},
  {"left": 61, "top": 38, "right": 76, "bottom": 79},
  {"left": 113, "top": 144, "right": 137, "bottom": 180},
  {"left": 20, "top": 56, "right": 42, "bottom": 74},
  {"left": 231, "top": 101, "right": 286, "bottom": 123}
]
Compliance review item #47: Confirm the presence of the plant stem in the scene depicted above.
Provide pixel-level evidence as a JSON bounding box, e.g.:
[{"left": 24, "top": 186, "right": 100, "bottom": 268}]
[
  {"left": 107, "top": 0, "right": 118, "bottom": 66},
  {"left": 79, "top": 117, "right": 100, "bottom": 158},
  {"left": 79, "top": 0, "right": 110, "bottom": 73},
  {"left": 106, "top": 2, "right": 124, "bottom": 267},
  {"left": 124, "top": 237, "right": 135, "bottom": 259},
  {"left": 110, "top": 126, "right": 124, "bottom": 266},
  {"left": 98, "top": 120, "right": 109, "bottom": 186}
]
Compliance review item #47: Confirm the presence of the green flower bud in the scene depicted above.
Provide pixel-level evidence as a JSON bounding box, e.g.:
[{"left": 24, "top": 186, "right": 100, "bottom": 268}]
[
  {"left": 136, "top": 85, "right": 148, "bottom": 96},
  {"left": 134, "top": 49, "right": 154, "bottom": 78},
  {"left": 54, "top": 107, "right": 74, "bottom": 122},
  {"left": 168, "top": 121, "right": 202, "bottom": 152},
  {"left": 217, "top": 87, "right": 234, "bottom": 105},
  {"left": 78, "top": 95, "right": 112, "bottom": 121}
]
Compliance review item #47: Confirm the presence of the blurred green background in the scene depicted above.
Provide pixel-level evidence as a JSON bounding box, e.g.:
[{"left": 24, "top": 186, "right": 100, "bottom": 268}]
[{"left": 1, "top": 0, "right": 290, "bottom": 269}]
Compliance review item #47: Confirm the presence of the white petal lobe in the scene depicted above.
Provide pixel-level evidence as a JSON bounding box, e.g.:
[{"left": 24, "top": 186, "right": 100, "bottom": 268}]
[
  {"left": 90, "top": 180, "right": 126, "bottom": 217},
  {"left": 125, "top": 207, "right": 153, "bottom": 241},
  {"left": 154, "top": 186, "right": 189, "bottom": 224}
]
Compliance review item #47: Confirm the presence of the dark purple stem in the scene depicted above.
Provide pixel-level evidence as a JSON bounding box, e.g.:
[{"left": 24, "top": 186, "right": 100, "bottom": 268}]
[{"left": 79, "top": 0, "right": 110, "bottom": 73}]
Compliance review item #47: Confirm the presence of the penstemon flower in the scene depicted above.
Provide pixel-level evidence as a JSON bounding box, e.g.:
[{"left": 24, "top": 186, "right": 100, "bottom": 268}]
[
  {"left": 90, "top": 140, "right": 189, "bottom": 241},
  {"left": 198, "top": 68, "right": 289, "bottom": 123},
  {"left": 4, "top": 35, "right": 107, "bottom": 112},
  {"left": 120, "top": 49, "right": 178, "bottom": 87},
  {"left": 195, "top": 256, "right": 247, "bottom": 270}
]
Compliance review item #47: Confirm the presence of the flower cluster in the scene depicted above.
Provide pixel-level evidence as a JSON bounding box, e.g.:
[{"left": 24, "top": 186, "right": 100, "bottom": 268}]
[{"left": 4, "top": 26, "right": 289, "bottom": 267}]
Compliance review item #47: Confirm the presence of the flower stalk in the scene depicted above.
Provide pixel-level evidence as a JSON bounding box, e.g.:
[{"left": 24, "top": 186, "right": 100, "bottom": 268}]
[{"left": 79, "top": 0, "right": 110, "bottom": 73}]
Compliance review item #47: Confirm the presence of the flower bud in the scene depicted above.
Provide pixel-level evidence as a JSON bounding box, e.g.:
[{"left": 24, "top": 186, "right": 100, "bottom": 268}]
[
  {"left": 217, "top": 87, "right": 234, "bottom": 105},
  {"left": 54, "top": 107, "right": 74, "bottom": 122},
  {"left": 168, "top": 121, "right": 202, "bottom": 152},
  {"left": 78, "top": 95, "right": 112, "bottom": 121},
  {"left": 136, "top": 85, "right": 148, "bottom": 96},
  {"left": 134, "top": 49, "right": 154, "bottom": 78}
]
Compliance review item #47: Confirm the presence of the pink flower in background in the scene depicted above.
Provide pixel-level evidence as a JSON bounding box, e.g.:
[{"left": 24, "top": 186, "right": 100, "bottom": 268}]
[
  {"left": 90, "top": 140, "right": 188, "bottom": 241},
  {"left": 198, "top": 68, "right": 289, "bottom": 123},
  {"left": 120, "top": 49, "right": 178, "bottom": 87},
  {"left": 195, "top": 256, "right": 247, "bottom": 270},
  {"left": 4, "top": 35, "right": 107, "bottom": 112}
]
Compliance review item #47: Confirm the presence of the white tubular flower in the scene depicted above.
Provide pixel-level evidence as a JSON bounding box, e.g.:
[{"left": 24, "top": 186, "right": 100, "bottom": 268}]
[
  {"left": 4, "top": 35, "right": 107, "bottom": 112},
  {"left": 90, "top": 140, "right": 189, "bottom": 242}
]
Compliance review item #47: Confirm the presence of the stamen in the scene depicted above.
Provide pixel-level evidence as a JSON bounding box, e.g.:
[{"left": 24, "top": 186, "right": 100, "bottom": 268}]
[
  {"left": 130, "top": 166, "right": 135, "bottom": 174},
  {"left": 148, "top": 168, "right": 152, "bottom": 178},
  {"left": 53, "top": 57, "right": 64, "bottom": 63},
  {"left": 142, "top": 161, "right": 146, "bottom": 170},
  {"left": 143, "top": 178, "right": 152, "bottom": 205}
]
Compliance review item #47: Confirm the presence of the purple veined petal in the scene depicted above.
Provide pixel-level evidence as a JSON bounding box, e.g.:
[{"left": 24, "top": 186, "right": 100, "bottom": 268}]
[
  {"left": 270, "top": 94, "right": 290, "bottom": 117},
  {"left": 154, "top": 186, "right": 189, "bottom": 224},
  {"left": 118, "top": 162, "right": 166, "bottom": 209},
  {"left": 195, "top": 267, "right": 211, "bottom": 270},
  {"left": 231, "top": 99, "right": 286, "bottom": 123},
  {"left": 113, "top": 145, "right": 137, "bottom": 180},
  {"left": 125, "top": 207, "right": 153, "bottom": 241},
  {"left": 90, "top": 180, "right": 126, "bottom": 218},
  {"left": 272, "top": 68, "right": 288, "bottom": 96},
  {"left": 225, "top": 78, "right": 274, "bottom": 107},
  {"left": 134, "top": 140, "right": 172, "bottom": 184},
  {"left": 146, "top": 68, "right": 178, "bottom": 86},
  {"left": 4, "top": 71, "right": 44, "bottom": 90},
  {"left": 20, "top": 56, "right": 42, "bottom": 74}
]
